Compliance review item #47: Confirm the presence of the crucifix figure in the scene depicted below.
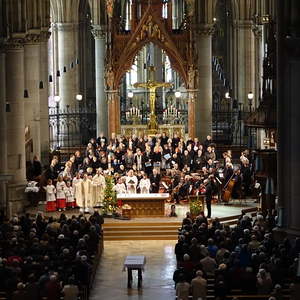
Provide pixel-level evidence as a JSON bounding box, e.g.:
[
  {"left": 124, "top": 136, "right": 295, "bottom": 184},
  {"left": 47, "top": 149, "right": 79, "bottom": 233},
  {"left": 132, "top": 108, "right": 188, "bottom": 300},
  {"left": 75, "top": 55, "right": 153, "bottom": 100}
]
[{"left": 134, "top": 66, "right": 172, "bottom": 134}]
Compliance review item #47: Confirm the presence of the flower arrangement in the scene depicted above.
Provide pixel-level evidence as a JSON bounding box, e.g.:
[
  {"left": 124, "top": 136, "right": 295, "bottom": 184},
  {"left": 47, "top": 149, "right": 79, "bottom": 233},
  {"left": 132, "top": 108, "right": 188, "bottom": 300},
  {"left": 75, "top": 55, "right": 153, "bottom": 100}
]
[{"left": 189, "top": 196, "right": 204, "bottom": 217}]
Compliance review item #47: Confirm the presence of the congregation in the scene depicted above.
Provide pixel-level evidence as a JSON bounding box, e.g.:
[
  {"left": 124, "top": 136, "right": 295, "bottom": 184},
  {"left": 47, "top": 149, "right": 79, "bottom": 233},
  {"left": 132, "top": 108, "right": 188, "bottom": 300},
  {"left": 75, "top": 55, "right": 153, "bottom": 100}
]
[
  {"left": 174, "top": 210, "right": 300, "bottom": 300},
  {"left": 29, "top": 132, "right": 253, "bottom": 216},
  {"left": 0, "top": 211, "right": 103, "bottom": 300}
]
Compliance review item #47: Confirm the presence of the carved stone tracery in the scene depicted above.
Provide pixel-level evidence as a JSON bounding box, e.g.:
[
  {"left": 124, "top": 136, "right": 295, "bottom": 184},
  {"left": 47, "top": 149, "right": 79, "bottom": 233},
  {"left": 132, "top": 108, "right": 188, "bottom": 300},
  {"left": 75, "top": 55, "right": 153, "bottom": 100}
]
[{"left": 107, "top": 1, "right": 197, "bottom": 91}]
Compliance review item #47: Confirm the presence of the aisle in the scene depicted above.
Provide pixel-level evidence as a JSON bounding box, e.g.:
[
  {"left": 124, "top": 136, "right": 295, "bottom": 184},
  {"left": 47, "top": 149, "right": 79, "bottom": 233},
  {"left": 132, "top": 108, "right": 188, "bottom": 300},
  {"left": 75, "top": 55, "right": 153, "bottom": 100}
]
[{"left": 90, "top": 240, "right": 177, "bottom": 300}]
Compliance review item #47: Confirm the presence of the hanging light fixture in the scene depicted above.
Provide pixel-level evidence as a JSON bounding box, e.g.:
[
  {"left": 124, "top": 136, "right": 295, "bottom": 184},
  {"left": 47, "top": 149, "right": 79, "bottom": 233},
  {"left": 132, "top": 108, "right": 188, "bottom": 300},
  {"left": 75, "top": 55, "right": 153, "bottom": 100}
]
[
  {"left": 76, "top": 94, "right": 83, "bottom": 101},
  {"left": 225, "top": 92, "right": 230, "bottom": 99},
  {"left": 54, "top": 95, "right": 61, "bottom": 102},
  {"left": 70, "top": 62, "right": 74, "bottom": 69},
  {"left": 49, "top": 75, "right": 53, "bottom": 83},
  {"left": 128, "top": 91, "right": 134, "bottom": 98},
  {"left": 63, "top": 66, "right": 67, "bottom": 73},
  {"left": 175, "top": 91, "right": 181, "bottom": 98},
  {"left": 76, "top": 58, "right": 79, "bottom": 64},
  {"left": 39, "top": 81, "right": 44, "bottom": 89},
  {"left": 24, "top": 89, "right": 29, "bottom": 98},
  {"left": 57, "top": 70, "right": 61, "bottom": 77}
]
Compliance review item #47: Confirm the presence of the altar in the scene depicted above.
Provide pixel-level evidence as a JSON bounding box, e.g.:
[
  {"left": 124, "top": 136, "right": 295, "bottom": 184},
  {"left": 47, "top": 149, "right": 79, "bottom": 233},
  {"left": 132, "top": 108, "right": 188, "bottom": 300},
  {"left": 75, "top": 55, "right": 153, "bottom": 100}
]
[{"left": 117, "top": 193, "right": 170, "bottom": 217}]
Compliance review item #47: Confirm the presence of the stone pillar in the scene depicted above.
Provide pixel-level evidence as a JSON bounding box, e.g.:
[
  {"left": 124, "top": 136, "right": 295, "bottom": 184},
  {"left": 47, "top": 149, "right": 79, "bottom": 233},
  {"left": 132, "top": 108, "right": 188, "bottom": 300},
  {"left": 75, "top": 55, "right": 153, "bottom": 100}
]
[
  {"left": 5, "top": 39, "right": 26, "bottom": 182},
  {"left": 107, "top": 90, "right": 120, "bottom": 136},
  {"left": 40, "top": 30, "right": 51, "bottom": 165},
  {"left": 24, "top": 33, "right": 41, "bottom": 160},
  {"left": 5, "top": 39, "right": 27, "bottom": 215},
  {"left": 233, "top": 20, "right": 256, "bottom": 106},
  {"left": 57, "top": 23, "right": 79, "bottom": 107},
  {"left": 196, "top": 26, "right": 213, "bottom": 141},
  {"left": 276, "top": 0, "right": 300, "bottom": 235},
  {"left": 0, "top": 46, "right": 8, "bottom": 212},
  {"left": 92, "top": 26, "right": 108, "bottom": 137},
  {"left": 0, "top": 47, "right": 7, "bottom": 173},
  {"left": 187, "top": 89, "right": 197, "bottom": 138}
]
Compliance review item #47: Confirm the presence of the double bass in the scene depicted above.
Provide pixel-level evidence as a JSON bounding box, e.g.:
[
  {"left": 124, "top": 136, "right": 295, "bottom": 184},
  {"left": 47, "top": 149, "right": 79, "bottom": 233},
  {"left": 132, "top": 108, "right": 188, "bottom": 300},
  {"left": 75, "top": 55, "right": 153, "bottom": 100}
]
[{"left": 222, "top": 173, "right": 235, "bottom": 203}]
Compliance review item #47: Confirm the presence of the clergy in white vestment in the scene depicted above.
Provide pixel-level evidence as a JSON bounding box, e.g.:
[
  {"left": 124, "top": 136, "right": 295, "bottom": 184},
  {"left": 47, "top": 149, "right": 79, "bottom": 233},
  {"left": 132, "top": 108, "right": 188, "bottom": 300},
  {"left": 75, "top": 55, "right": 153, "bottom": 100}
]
[
  {"left": 139, "top": 173, "right": 151, "bottom": 194},
  {"left": 77, "top": 173, "right": 92, "bottom": 213},
  {"left": 92, "top": 169, "right": 106, "bottom": 207},
  {"left": 125, "top": 169, "right": 138, "bottom": 194}
]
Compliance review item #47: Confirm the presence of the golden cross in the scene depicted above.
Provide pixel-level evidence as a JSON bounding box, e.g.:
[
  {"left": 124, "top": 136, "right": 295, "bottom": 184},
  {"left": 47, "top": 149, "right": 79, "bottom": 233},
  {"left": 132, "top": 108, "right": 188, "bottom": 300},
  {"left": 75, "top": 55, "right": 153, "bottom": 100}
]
[{"left": 134, "top": 66, "right": 172, "bottom": 133}]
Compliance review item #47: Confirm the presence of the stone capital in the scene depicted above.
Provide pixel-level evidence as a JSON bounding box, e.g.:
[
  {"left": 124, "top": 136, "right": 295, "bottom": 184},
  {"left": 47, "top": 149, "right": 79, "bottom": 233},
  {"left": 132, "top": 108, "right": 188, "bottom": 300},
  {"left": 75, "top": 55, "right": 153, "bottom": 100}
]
[
  {"left": 56, "top": 23, "right": 78, "bottom": 32},
  {"left": 4, "top": 38, "right": 25, "bottom": 51},
  {"left": 91, "top": 26, "right": 106, "bottom": 39},
  {"left": 40, "top": 29, "right": 51, "bottom": 42},
  {"left": 195, "top": 25, "right": 215, "bottom": 36},
  {"left": 252, "top": 25, "right": 263, "bottom": 39},
  {"left": 233, "top": 20, "right": 253, "bottom": 30},
  {"left": 24, "top": 33, "right": 41, "bottom": 45}
]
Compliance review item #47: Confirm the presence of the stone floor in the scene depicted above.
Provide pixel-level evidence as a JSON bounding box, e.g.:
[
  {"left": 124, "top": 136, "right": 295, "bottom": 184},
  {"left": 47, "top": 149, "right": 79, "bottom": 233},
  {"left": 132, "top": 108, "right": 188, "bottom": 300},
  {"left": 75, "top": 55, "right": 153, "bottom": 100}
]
[{"left": 90, "top": 240, "right": 177, "bottom": 300}]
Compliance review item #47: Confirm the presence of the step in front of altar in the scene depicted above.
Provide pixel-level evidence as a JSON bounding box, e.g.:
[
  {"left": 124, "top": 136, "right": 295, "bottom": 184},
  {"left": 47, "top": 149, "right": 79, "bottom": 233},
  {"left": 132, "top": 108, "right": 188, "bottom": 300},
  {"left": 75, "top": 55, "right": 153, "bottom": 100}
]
[{"left": 103, "top": 221, "right": 181, "bottom": 241}]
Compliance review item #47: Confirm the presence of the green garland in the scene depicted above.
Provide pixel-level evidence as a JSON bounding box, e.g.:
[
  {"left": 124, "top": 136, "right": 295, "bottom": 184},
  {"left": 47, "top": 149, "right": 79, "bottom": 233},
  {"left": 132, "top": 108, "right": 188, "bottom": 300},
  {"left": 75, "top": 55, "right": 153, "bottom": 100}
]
[{"left": 103, "top": 176, "right": 117, "bottom": 215}]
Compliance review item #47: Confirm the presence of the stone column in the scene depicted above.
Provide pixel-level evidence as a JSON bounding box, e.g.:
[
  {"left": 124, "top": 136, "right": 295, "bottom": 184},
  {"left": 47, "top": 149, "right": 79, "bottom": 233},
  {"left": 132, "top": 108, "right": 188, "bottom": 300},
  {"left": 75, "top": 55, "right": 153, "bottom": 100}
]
[
  {"left": 0, "top": 46, "right": 8, "bottom": 212},
  {"left": 107, "top": 90, "right": 120, "bottom": 136},
  {"left": 5, "top": 38, "right": 27, "bottom": 215},
  {"left": 40, "top": 30, "right": 51, "bottom": 165},
  {"left": 57, "top": 23, "right": 79, "bottom": 108},
  {"left": 234, "top": 20, "right": 256, "bottom": 106},
  {"left": 5, "top": 39, "right": 26, "bottom": 182},
  {"left": 0, "top": 47, "right": 7, "bottom": 173},
  {"left": 196, "top": 26, "right": 213, "bottom": 141},
  {"left": 187, "top": 89, "right": 197, "bottom": 138},
  {"left": 91, "top": 26, "right": 108, "bottom": 137},
  {"left": 24, "top": 33, "right": 41, "bottom": 160}
]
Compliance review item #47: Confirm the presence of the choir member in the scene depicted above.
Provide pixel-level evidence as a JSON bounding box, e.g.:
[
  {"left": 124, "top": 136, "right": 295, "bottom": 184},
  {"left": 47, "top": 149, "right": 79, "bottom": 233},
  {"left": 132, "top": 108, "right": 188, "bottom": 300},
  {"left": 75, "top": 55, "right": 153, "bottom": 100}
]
[
  {"left": 56, "top": 175, "right": 67, "bottom": 211},
  {"left": 125, "top": 169, "right": 138, "bottom": 194},
  {"left": 139, "top": 173, "right": 151, "bottom": 194},
  {"left": 44, "top": 179, "right": 56, "bottom": 212}
]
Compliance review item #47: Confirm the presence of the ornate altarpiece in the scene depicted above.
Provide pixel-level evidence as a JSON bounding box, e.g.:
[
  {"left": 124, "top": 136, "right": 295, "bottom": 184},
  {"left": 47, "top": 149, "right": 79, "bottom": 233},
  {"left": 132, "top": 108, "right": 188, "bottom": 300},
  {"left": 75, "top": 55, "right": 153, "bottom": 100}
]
[{"left": 105, "top": 0, "right": 198, "bottom": 137}]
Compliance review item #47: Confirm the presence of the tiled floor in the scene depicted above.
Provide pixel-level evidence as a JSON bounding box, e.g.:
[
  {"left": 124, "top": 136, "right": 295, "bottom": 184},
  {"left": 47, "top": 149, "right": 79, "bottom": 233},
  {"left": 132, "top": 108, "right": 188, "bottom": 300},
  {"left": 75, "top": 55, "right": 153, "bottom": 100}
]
[{"left": 89, "top": 240, "right": 177, "bottom": 300}]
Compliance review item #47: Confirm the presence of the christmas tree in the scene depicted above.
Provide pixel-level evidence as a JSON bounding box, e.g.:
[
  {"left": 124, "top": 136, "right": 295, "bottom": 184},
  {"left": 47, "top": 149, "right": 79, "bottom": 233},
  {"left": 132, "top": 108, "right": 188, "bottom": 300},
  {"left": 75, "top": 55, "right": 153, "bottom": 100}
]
[{"left": 103, "top": 176, "right": 117, "bottom": 215}]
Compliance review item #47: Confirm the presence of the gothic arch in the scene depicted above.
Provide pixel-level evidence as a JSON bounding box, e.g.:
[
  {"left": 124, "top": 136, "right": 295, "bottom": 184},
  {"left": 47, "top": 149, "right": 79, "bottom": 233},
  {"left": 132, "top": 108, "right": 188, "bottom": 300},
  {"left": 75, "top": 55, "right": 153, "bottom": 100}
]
[
  {"left": 114, "top": 38, "right": 188, "bottom": 89},
  {"left": 109, "top": 4, "right": 195, "bottom": 90}
]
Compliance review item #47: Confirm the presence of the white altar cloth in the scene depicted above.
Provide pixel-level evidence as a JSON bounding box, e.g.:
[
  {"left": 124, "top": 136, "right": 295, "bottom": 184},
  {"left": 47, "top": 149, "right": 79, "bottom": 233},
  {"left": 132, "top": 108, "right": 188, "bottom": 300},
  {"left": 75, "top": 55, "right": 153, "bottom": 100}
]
[{"left": 117, "top": 193, "right": 170, "bottom": 200}]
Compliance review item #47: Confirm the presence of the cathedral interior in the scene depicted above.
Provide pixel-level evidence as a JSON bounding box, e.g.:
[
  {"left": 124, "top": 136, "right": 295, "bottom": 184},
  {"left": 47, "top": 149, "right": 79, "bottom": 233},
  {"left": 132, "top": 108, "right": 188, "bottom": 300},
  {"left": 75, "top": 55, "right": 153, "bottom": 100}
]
[{"left": 0, "top": 0, "right": 300, "bottom": 298}]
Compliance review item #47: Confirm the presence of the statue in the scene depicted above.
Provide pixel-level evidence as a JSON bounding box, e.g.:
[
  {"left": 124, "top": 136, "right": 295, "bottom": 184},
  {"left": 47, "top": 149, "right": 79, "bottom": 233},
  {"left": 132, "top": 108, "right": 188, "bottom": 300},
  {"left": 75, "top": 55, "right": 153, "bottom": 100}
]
[
  {"left": 188, "top": 65, "right": 197, "bottom": 89},
  {"left": 106, "top": 0, "right": 115, "bottom": 18},
  {"left": 105, "top": 66, "right": 114, "bottom": 90},
  {"left": 185, "top": 0, "right": 195, "bottom": 17}
]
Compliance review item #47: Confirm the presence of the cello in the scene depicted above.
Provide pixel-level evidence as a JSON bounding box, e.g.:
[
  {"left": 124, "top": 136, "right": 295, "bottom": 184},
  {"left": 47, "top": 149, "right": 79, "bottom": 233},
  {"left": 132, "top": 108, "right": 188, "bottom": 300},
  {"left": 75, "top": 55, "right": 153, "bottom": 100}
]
[{"left": 222, "top": 173, "right": 235, "bottom": 203}]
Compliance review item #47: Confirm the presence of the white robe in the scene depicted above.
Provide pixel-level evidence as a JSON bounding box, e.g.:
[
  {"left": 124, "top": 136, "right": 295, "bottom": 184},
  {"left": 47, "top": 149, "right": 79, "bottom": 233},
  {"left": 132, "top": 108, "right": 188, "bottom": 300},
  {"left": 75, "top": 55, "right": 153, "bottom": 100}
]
[
  {"left": 76, "top": 179, "right": 92, "bottom": 208},
  {"left": 43, "top": 185, "right": 56, "bottom": 202},
  {"left": 125, "top": 175, "right": 138, "bottom": 194},
  {"left": 139, "top": 178, "right": 151, "bottom": 194},
  {"left": 65, "top": 186, "right": 74, "bottom": 203},
  {"left": 56, "top": 181, "right": 66, "bottom": 199},
  {"left": 92, "top": 174, "right": 106, "bottom": 206},
  {"left": 73, "top": 178, "right": 82, "bottom": 201},
  {"left": 113, "top": 183, "right": 127, "bottom": 194}
]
